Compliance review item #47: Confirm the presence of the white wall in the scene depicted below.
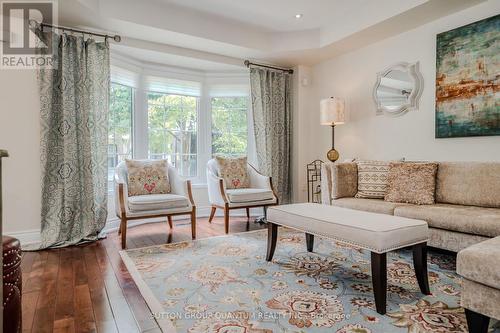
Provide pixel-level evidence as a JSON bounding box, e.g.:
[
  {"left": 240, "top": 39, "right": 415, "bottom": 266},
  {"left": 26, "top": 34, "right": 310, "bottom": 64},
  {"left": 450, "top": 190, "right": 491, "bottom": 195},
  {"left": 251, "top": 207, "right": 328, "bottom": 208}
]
[
  {"left": 305, "top": 0, "right": 500, "bottom": 163},
  {"left": 291, "top": 65, "right": 314, "bottom": 203},
  {"left": 0, "top": 70, "right": 42, "bottom": 237}
]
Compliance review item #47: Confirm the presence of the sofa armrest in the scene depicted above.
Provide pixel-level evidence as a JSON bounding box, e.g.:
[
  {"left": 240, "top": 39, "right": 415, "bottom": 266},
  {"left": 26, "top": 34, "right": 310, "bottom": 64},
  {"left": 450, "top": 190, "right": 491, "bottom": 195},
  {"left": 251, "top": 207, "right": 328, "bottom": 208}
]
[
  {"left": 321, "top": 163, "right": 334, "bottom": 205},
  {"left": 331, "top": 162, "right": 358, "bottom": 200}
]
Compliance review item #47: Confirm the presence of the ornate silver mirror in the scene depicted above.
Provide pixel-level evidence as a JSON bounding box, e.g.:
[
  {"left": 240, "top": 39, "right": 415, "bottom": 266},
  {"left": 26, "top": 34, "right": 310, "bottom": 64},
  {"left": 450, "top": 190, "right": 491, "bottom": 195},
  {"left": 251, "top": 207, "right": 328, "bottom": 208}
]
[{"left": 373, "top": 62, "right": 423, "bottom": 117}]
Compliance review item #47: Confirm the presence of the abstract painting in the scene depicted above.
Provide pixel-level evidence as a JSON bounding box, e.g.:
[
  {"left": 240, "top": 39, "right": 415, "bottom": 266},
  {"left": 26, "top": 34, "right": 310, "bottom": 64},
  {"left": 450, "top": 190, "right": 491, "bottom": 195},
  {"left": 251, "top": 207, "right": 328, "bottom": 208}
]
[{"left": 435, "top": 14, "right": 499, "bottom": 138}]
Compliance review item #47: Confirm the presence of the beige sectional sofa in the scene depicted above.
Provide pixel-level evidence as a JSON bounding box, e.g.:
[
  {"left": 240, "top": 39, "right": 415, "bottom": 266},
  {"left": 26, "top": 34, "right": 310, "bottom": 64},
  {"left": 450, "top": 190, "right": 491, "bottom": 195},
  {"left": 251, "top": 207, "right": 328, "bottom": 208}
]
[{"left": 321, "top": 161, "right": 500, "bottom": 252}]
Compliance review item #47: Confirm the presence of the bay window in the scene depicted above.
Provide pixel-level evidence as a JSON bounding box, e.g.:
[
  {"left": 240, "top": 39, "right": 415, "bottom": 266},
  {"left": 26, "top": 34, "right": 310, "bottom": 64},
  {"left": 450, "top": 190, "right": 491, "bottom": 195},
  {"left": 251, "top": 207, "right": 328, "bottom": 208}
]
[{"left": 108, "top": 63, "right": 251, "bottom": 188}]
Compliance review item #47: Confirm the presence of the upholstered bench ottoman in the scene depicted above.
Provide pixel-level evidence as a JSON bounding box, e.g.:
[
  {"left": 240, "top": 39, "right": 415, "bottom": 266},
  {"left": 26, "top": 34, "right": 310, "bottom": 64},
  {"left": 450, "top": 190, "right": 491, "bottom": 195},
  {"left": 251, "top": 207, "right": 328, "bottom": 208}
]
[
  {"left": 457, "top": 236, "right": 500, "bottom": 333},
  {"left": 265, "top": 203, "right": 430, "bottom": 314}
]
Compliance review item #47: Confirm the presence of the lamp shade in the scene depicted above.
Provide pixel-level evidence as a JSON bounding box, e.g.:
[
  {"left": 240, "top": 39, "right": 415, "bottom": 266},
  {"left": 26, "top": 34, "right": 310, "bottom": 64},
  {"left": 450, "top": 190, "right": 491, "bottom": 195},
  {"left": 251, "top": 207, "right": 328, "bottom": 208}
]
[{"left": 320, "top": 97, "right": 345, "bottom": 125}]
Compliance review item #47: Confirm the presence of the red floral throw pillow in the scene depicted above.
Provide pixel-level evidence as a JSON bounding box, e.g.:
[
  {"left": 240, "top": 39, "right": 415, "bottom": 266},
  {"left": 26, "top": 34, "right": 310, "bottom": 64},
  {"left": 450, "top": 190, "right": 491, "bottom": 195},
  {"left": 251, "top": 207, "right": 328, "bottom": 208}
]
[
  {"left": 216, "top": 156, "right": 250, "bottom": 189},
  {"left": 126, "top": 159, "right": 171, "bottom": 196}
]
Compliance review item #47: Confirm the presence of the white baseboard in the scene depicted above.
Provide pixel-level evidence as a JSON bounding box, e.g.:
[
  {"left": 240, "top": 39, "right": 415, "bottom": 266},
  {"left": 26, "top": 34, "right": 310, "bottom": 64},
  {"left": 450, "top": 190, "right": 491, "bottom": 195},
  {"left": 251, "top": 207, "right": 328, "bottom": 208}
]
[
  {"left": 5, "top": 206, "right": 264, "bottom": 246},
  {"left": 4, "top": 229, "right": 42, "bottom": 246}
]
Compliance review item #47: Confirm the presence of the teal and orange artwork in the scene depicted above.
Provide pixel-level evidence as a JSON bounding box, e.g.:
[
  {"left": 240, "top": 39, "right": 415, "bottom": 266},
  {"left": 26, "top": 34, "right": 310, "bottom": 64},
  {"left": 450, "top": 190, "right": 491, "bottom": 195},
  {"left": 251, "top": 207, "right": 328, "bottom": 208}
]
[{"left": 435, "top": 14, "right": 499, "bottom": 138}]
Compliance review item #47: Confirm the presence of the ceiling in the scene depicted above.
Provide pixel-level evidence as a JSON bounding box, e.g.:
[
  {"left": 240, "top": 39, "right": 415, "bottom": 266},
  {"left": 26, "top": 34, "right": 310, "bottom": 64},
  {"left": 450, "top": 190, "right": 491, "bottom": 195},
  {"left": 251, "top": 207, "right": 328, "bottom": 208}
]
[
  {"left": 157, "top": 0, "right": 368, "bottom": 32},
  {"left": 58, "top": 0, "right": 486, "bottom": 71}
]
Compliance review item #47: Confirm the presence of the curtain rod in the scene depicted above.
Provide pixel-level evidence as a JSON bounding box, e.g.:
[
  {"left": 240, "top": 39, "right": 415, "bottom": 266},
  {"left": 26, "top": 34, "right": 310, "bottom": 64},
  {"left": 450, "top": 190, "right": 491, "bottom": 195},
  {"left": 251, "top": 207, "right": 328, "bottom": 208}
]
[
  {"left": 244, "top": 60, "right": 293, "bottom": 74},
  {"left": 30, "top": 20, "right": 121, "bottom": 42}
]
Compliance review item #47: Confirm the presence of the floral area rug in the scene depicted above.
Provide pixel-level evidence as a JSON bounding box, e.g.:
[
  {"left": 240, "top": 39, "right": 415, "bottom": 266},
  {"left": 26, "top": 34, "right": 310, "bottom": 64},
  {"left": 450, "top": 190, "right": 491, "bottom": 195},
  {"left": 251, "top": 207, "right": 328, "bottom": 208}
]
[{"left": 120, "top": 229, "right": 500, "bottom": 333}]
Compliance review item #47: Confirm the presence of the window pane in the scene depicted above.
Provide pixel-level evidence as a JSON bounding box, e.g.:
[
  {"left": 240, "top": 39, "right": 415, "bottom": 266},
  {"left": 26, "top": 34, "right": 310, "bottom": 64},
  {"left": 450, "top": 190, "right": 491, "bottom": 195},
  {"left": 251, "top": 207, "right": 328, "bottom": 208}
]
[
  {"left": 211, "top": 97, "right": 248, "bottom": 157},
  {"left": 147, "top": 93, "right": 198, "bottom": 177},
  {"left": 108, "top": 83, "right": 133, "bottom": 186}
]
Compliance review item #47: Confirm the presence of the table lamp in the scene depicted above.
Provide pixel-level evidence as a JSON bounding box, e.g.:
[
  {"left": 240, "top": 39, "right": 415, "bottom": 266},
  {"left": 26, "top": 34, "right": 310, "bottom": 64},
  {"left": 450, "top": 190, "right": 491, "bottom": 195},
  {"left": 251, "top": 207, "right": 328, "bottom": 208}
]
[{"left": 320, "top": 97, "right": 345, "bottom": 162}]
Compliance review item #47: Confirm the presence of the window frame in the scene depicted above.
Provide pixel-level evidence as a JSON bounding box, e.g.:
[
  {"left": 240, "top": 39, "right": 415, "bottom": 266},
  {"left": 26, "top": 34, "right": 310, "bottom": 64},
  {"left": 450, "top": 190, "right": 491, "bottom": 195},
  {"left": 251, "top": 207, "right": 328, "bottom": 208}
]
[{"left": 108, "top": 81, "right": 135, "bottom": 193}]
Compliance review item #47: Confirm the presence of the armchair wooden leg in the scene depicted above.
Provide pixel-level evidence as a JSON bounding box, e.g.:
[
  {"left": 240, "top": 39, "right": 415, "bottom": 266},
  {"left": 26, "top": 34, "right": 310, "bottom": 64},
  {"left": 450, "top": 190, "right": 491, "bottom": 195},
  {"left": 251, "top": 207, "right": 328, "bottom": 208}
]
[
  {"left": 208, "top": 206, "right": 216, "bottom": 223},
  {"left": 224, "top": 205, "right": 230, "bottom": 234},
  {"left": 167, "top": 216, "right": 173, "bottom": 229},
  {"left": 120, "top": 217, "right": 127, "bottom": 249},
  {"left": 118, "top": 222, "right": 122, "bottom": 235},
  {"left": 246, "top": 207, "right": 250, "bottom": 219},
  {"left": 191, "top": 208, "right": 196, "bottom": 240}
]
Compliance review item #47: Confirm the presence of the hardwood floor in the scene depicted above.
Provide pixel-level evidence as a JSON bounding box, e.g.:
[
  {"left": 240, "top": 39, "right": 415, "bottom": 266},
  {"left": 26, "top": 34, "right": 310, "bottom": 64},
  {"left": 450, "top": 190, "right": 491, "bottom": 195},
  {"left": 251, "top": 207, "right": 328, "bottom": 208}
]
[{"left": 20, "top": 215, "right": 266, "bottom": 333}]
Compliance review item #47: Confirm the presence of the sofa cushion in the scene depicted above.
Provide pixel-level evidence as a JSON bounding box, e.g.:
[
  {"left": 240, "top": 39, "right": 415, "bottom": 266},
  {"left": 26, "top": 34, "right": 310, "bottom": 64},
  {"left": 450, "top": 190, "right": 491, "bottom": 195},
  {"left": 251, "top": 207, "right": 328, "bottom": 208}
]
[
  {"left": 216, "top": 156, "right": 250, "bottom": 189},
  {"left": 226, "top": 188, "right": 274, "bottom": 203},
  {"left": 457, "top": 236, "right": 500, "bottom": 290},
  {"left": 385, "top": 162, "right": 438, "bottom": 205},
  {"left": 394, "top": 204, "right": 500, "bottom": 238},
  {"left": 332, "top": 162, "right": 358, "bottom": 199},
  {"left": 128, "top": 194, "right": 189, "bottom": 211},
  {"left": 332, "top": 198, "right": 408, "bottom": 215},
  {"left": 355, "top": 160, "right": 390, "bottom": 199},
  {"left": 436, "top": 162, "right": 500, "bottom": 208},
  {"left": 126, "top": 159, "right": 171, "bottom": 196}
]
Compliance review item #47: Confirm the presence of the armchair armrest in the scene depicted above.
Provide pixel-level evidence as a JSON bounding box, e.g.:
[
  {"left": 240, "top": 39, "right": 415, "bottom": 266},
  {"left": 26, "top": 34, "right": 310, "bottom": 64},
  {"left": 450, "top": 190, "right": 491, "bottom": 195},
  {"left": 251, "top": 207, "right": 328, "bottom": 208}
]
[
  {"left": 114, "top": 172, "right": 128, "bottom": 218},
  {"left": 248, "top": 165, "right": 279, "bottom": 204},
  {"left": 207, "top": 169, "right": 229, "bottom": 206},
  {"left": 168, "top": 167, "right": 195, "bottom": 206},
  {"left": 248, "top": 164, "right": 272, "bottom": 189}
]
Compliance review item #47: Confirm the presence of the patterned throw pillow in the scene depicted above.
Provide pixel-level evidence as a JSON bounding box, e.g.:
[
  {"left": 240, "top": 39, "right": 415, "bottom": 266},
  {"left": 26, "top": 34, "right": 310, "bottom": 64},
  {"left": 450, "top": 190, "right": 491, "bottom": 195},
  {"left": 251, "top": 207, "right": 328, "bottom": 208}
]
[
  {"left": 126, "top": 159, "right": 171, "bottom": 196},
  {"left": 355, "top": 160, "right": 390, "bottom": 199},
  {"left": 216, "top": 156, "right": 250, "bottom": 189},
  {"left": 385, "top": 162, "right": 438, "bottom": 205}
]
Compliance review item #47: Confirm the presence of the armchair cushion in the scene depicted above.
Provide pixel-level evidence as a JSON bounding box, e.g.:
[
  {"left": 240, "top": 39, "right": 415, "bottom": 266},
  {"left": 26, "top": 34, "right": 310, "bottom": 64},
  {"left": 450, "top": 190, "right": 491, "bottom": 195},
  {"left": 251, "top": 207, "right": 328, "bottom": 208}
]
[
  {"left": 125, "top": 159, "right": 171, "bottom": 196},
  {"left": 226, "top": 188, "right": 274, "bottom": 203},
  {"left": 128, "top": 194, "right": 190, "bottom": 212},
  {"left": 215, "top": 156, "right": 250, "bottom": 189}
]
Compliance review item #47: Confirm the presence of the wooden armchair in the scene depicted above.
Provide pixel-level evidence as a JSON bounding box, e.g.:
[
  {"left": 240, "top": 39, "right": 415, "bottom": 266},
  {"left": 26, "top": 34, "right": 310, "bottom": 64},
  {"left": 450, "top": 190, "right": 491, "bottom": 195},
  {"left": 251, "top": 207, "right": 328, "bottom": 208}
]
[
  {"left": 114, "top": 161, "right": 196, "bottom": 249},
  {"left": 206, "top": 158, "right": 278, "bottom": 234}
]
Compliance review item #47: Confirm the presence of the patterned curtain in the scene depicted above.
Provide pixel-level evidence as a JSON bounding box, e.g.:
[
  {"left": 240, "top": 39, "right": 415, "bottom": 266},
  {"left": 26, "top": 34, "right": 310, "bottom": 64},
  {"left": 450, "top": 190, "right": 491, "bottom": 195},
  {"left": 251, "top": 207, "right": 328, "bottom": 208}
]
[
  {"left": 250, "top": 68, "right": 292, "bottom": 204},
  {"left": 34, "top": 30, "right": 109, "bottom": 249}
]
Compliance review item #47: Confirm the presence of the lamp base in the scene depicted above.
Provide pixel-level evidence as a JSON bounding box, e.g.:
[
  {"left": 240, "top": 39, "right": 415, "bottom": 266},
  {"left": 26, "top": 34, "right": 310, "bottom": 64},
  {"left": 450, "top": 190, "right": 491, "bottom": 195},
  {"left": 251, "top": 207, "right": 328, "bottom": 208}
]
[{"left": 327, "top": 148, "right": 339, "bottom": 162}]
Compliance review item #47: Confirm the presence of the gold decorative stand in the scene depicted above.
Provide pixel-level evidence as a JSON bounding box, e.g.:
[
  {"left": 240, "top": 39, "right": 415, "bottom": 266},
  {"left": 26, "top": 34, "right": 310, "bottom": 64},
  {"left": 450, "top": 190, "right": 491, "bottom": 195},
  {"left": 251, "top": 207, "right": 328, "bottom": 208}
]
[{"left": 306, "top": 160, "right": 324, "bottom": 203}]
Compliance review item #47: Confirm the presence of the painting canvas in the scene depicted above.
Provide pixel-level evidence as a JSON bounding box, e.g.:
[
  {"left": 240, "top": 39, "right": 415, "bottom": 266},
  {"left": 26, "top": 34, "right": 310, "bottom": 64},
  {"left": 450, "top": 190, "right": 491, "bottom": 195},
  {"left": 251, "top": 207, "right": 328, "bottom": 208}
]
[{"left": 435, "top": 14, "right": 500, "bottom": 138}]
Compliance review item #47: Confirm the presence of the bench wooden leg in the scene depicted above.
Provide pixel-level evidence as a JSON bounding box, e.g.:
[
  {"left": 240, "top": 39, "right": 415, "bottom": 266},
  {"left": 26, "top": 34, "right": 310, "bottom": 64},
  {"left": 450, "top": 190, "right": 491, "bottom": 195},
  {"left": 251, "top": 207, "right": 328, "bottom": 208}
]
[
  {"left": 306, "top": 233, "right": 314, "bottom": 252},
  {"left": 266, "top": 222, "right": 278, "bottom": 261},
  {"left": 412, "top": 242, "right": 430, "bottom": 295},
  {"left": 465, "top": 309, "right": 490, "bottom": 333},
  {"left": 371, "top": 252, "right": 387, "bottom": 315}
]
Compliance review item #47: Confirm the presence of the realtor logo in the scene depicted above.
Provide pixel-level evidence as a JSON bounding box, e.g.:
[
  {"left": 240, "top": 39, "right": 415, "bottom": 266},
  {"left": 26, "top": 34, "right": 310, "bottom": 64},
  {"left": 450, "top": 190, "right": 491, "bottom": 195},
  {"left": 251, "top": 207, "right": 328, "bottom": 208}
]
[{"left": 1, "top": 1, "right": 57, "bottom": 69}]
